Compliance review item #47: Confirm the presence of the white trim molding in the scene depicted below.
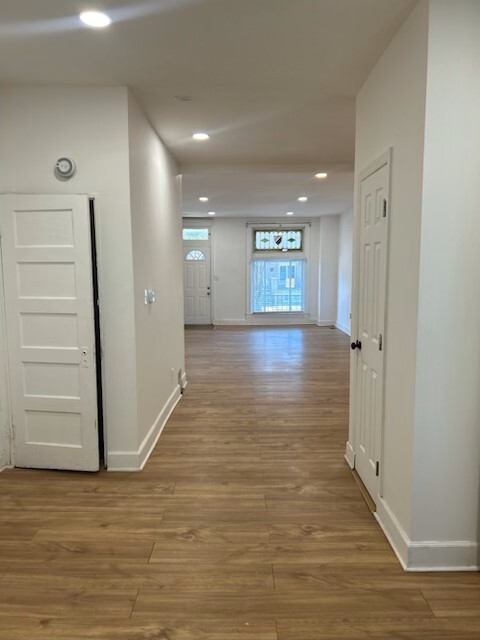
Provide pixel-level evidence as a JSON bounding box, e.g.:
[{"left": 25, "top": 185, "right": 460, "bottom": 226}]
[
  {"left": 213, "top": 319, "right": 247, "bottom": 326},
  {"left": 107, "top": 383, "right": 183, "bottom": 471},
  {"left": 335, "top": 320, "right": 351, "bottom": 336},
  {"left": 214, "top": 315, "right": 319, "bottom": 327},
  {"left": 246, "top": 313, "right": 315, "bottom": 326},
  {"left": 344, "top": 441, "right": 355, "bottom": 468},
  {"left": 180, "top": 371, "right": 188, "bottom": 393},
  {"left": 407, "top": 541, "right": 479, "bottom": 571},
  {"left": 375, "top": 497, "right": 479, "bottom": 571},
  {"left": 316, "top": 320, "right": 335, "bottom": 327},
  {"left": 375, "top": 497, "right": 410, "bottom": 569}
]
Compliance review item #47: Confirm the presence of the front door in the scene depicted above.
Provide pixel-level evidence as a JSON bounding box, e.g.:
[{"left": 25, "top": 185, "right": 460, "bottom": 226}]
[
  {"left": 184, "top": 247, "right": 211, "bottom": 325},
  {"left": 353, "top": 161, "right": 389, "bottom": 501},
  {"left": 0, "top": 195, "right": 99, "bottom": 471}
]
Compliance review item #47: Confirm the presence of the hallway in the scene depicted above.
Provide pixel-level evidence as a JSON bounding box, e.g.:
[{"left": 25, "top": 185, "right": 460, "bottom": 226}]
[{"left": 0, "top": 326, "right": 480, "bottom": 638}]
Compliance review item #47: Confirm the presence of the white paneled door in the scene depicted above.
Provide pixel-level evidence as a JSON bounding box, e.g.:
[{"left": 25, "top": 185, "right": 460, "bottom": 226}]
[
  {"left": 0, "top": 195, "right": 99, "bottom": 471},
  {"left": 184, "top": 247, "right": 211, "bottom": 325},
  {"left": 352, "top": 160, "right": 389, "bottom": 502}
]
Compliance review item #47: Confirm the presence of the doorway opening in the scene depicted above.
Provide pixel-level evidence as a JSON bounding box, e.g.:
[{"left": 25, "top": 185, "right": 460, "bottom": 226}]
[{"left": 88, "top": 198, "right": 105, "bottom": 468}]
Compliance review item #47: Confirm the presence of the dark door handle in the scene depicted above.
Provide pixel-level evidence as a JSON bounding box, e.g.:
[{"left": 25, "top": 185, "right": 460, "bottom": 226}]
[{"left": 351, "top": 340, "right": 362, "bottom": 350}]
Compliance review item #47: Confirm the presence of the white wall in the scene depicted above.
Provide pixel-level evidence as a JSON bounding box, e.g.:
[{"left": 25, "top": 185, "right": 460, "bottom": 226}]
[
  {"left": 411, "top": 0, "right": 480, "bottom": 553},
  {"left": 186, "top": 216, "right": 348, "bottom": 328},
  {"left": 318, "top": 216, "right": 339, "bottom": 324},
  {"left": 352, "top": 0, "right": 480, "bottom": 569},
  {"left": 190, "top": 217, "right": 332, "bottom": 326},
  {"left": 352, "top": 0, "right": 429, "bottom": 537},
  {"left": 211, "top": 218, "right": 247, "bottom": 323},
  {"left": 0, "top": 85, "right": 139, "bottom": 458},
  {"left": 336, "top": 209, "right": 353, "bottom": 335},
  {"left": 128, "top": 93, "right": 185, "bottom": 455},
  {"left": 0, "top": 85, "right": 186, "bottom": 470},
  {"left": 307, "top": 219, "right": 321, "bottom": 323}
]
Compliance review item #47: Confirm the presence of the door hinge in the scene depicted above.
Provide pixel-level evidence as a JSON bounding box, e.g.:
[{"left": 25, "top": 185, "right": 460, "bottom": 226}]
[
  {"left": 379, "top": 333, "right": 383, "bottom": 351},
  {"left": 375, "top": 461, "right": 380, "bottom": 477},
  {"left": 383, "top": 199, "right": 387, "bottom": 217}
]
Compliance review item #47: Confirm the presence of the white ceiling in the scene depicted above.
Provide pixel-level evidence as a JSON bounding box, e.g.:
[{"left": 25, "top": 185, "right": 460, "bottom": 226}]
[
  {"left": 0, "top": 0, "right": 416, "bottom": 216},
  {"left": 182, "top": 164, "right": 354, "bottom": 218}
]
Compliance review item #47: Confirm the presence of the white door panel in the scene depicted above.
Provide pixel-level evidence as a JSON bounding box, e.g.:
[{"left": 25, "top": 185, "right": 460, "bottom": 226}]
[
  {"left": 184, "top": 247, "right": 211, "bottom": 325},
  {"left": 0, "top": 195, "right": 99, "bottom": 471},
  {"left": 353, "top": 162, "right": 389, "bottom": 501}
]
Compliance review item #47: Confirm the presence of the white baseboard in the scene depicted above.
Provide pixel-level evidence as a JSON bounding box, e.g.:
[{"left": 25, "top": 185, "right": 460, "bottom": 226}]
[
  {"left": 335, "top": 320, "right": 351, "bottom": 336},
  {"left": 407, "top": 540, "right": 479, "bottom": 571},
  {"left": 246, "top": 314, "right": 315, "bottom": 326},
  {"left": 344, "top": 441, "right": 355, "bottom": 468},
  {"left": 215, "top": 316, "right": 317, "bottom": 326},
  {"left": 375, "top": 497, "right": 409, "bottom": 569},
  {"left": 316, "top": 320, "right": 336, "bottom": 327},
  {"left": 180, "top": 371, "right": 188, "bottom": 392},
  {"left": 0, "top": 464, "right": 13, "bottom": 473},
  {"left": 375, "top": 497, "right": 479, "bottom": 571},
  {"left": 213, "top": 319, "right": 246, "bottom": 326},
  {"left": 107, "top": 384, "right": 182, "bottom": 471}
]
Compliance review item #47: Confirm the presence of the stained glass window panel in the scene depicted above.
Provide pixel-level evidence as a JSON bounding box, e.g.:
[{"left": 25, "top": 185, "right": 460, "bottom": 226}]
[
  {"left": 252, "top": 260, "right": 305, "bottom": 313},
  {"left": 183, "top": 228, "right": 209, "bottom": 241},
  {"left": 254, "top": 229, "right": 302, "bottom": 251}
]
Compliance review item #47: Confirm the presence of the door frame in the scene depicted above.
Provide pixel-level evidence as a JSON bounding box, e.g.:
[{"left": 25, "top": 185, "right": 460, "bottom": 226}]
[
  {"left": 182, "top": 222, "right": 214, "bottom": 325},
  {"left": 0, "top": 193, "right": 105, "bottom": 471},
  {"left": 89, "top": 197, "right": 107, "bottom": 467},
  {"left": 347, "top": 148, "right": 392, "bottom": 499},
  {"left": 0, "top": 239, "right": 13, "bottom": 469}
]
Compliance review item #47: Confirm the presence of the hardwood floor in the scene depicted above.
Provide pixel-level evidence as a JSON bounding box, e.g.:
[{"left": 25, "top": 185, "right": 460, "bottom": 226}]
[{"left": 1, "top": 325, "right": 480, "bottom": 639}]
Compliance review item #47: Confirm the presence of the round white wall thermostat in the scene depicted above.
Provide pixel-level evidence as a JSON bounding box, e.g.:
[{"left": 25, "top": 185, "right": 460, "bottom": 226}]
[{"left": 54, "top": 157, "right": 76, "bottom": 180}]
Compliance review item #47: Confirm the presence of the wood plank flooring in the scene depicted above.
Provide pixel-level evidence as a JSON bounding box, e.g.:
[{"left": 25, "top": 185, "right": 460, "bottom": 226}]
[{"left": 1, "top": 325, "right": 480, "bottom": 639}]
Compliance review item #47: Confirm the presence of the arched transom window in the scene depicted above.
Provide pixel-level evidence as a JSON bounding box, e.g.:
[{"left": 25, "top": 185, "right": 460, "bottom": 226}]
[{"left": 185, "top": 249, "right": 206, "bottom": 261}]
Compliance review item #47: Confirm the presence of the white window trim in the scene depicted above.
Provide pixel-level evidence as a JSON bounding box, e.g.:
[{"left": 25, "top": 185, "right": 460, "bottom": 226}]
[
  {"left": 250, "top": 257, "right": 307, "bottom": 314},
  {"left": 246, "top": 223, "right": 311, "bottom": 319},
  {"left": 182, "top": 219, "right": 214, "bottom": 228},
  {"left": 185, "top": 249, "right": 207, "bottom": 261},
  {"left": 182, "top": 219, "right": 213, "bottom": 244}
]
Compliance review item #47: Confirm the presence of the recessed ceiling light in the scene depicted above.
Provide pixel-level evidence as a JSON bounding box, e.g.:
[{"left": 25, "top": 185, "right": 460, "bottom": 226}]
[
  {"left": 298, "top": 196, "right": 308, "bottom": 202},
  {"left": 79, "top": 11, "right": 111, "bottom": 28},
  {"left": 208, "top": 211, "right": 216, "bottom": 216},
  {"left": 193, "top": 132, "right": 210, "bottom": 141},
  {"left": 286, "top": 211, "right": 294, "bottom": 216},
  {"left": 199, "top": 196, "right": 209, "bottom": 202},
  {"left": 315, "top": 172, "right": 328, "bottom": 179}
]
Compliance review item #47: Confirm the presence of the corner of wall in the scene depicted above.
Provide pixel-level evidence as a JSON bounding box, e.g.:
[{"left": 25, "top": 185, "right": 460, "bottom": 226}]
[
  {"left": 353, "top": 0, "right": 430, "bottom": 564},
  {"left": 0, "top": 84, "right": 140, "bottom": 466},
  {"left": 126, "top": 92, "right": 185, "bottom": 466},
  {"left": 376, "top": 496, "right": 479, "bottom": 571},
  {"left": 335, "top": 321, "right": 350, "bottom": 336},
  {"left": 107, "top": 383, "right": 183, "bottom": 471},
  {"left": 318, "top": 215, "right": 340, "bottom": 323},
  {"left": 408, "top": 0, "right": 480, "bottom": 560}
]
